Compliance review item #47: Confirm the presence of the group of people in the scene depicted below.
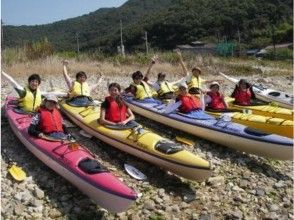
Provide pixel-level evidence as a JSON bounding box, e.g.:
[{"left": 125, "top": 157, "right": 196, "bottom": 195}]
[{"left": 2, "top": 50, "right": 256, "bottom": 140}]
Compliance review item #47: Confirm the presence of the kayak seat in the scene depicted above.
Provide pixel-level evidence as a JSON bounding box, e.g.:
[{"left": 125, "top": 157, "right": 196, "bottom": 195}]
[
  {"left": 78, "top": 158, "right": 108, "bottom": 174},
  {"left": 66, "top": 96, "right": 94, "bottom": 107},
  {"left": 13, "top": 107, "right": 33, "bottom": 115},
  {"left": 155, "top": 141, "right": 183, "bottom": 154},
  {"left": 244, "top": 127, "right": 269, "bottom": 137}
]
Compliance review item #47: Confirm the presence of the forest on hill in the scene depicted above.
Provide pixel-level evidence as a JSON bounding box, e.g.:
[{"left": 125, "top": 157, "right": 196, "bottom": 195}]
[{"left": 2, "top": 0, "right": 293, "bottom": 54}]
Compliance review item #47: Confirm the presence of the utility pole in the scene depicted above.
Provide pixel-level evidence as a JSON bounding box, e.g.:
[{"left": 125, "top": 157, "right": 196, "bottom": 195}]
[
  {"left": 76, "top": 32, "right": 80, "bottom": 55},
  {"left": 120, "top": 20, "right": 125, "bottom": 57},
  {"left": 144, "top": 31, "right": 149, "bottom": 54}
]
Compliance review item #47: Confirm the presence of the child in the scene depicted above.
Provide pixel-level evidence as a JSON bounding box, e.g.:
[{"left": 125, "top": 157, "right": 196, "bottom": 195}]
[
  {"left": 206, "top": 82, "right": 228, "bottom": 111},
  {"left": 100, "top": 83, "right": 139, "bottom": 128},
  {"left": 176, "top": 83, "right": 202, "bottom": 113},
  {"left": 28, "top": 94, "right": 70, "bottom": 139},
  {"left": 231, "top": 79, "right": 256, "bottom": 106}
]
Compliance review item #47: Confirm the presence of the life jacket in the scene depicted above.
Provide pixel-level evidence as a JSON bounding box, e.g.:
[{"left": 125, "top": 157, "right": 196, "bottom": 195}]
[
  {"left": 69, "top": 81, "right": 90, "bottom": 98},
  {"left": 104, "top": 96, "right": 127, "bottom": 123},
  {"left": 38, "top": 107, "right": 64, "bottom": 134},
  {"left": 207, "top": 91, "right": 226, "bottom": 110},
  {"left": 18, "top": 86, "right": 42, "bottom": 112},
  {"left": 178, "top": 94, "right": 201, "bottom": 113},
  {"left": 187, "top": 75, "right": 203, "bottom": 90},
  {"left": 157, "top": 81, "right": 174, "bottom": 96},
  {"left": 233, "top": 88, "right": 252, "bottom": 106},
  {"left": 132, "top": 81, "right": 156, "bottom": 100}
]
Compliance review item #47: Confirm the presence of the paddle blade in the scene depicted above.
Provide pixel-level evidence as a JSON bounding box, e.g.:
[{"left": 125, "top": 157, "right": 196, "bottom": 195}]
[
  {"left": 8, "top": 165, "right": 26, "bottom": 181},
  {"left": 175, "top": 136, "right": 195, "bottom": 147},
  {"left": 124, "top": 164, "right": 147, "bottom": 180}
]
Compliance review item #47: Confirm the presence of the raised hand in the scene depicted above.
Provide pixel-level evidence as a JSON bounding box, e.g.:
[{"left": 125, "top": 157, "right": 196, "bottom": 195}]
[{"left": 62, "top": 60, "right": 69, "bottom": 66}]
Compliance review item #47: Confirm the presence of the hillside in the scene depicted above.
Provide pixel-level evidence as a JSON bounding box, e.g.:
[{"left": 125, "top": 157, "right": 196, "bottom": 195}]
[{"left": 2, "top": 0, "right": 293, "bottom": 53}]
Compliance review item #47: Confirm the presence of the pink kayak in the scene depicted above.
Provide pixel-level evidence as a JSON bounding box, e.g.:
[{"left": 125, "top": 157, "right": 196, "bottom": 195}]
[{"left": 5, "top": 96, "right": 137, "bottom": 213}]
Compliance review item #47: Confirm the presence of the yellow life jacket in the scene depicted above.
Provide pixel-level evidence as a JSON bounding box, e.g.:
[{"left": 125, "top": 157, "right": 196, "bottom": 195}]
[
  {"left": 132, "top": 81, "right": 156, "bottom": 100},
  {"left": 158, "top": 81, "right": 175, "bottom": 96},
  {"left": 69, "top": 81, "right": 90, "bottom": 98},
  {"left": 187, "top": 75, "right": 203, "bottom": 90},
  {"left": 18, "top": 86, "right": 42, "bottom": 112}
]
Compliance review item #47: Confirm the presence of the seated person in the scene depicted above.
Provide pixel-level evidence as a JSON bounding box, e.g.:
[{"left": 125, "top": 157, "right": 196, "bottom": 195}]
[
  {"left": 176, "top": 49, "right": 223, "bottom": 94},
  {"left": 28, "top": 94, "right": 69, "bottom": 139},
  {"left": 205, "top": 82, "right": 228, "bottom": 111},
  {"left": 231, "top": 79, "right": 256, "bottom": 106},
  {"left": 176, "top": 83, "right": 202, "bottom": 113},
  {"left": 143, "top": 57, "right": 185, "bottom": 100},
  {"left": 2, "top": 71, "right": 42, "bottom": 112},
  {"left": 62, "top": 60, "right": 102, "bottom": 106},
  {"left": 125, "top": 70, "right": 161, "bottom": 104},
  {"left": 99, "top": 83, "right": 139, "bottom": 128}
]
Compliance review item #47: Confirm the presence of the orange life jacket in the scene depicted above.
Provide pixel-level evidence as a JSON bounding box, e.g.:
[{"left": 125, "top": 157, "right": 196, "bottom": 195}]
[
  {"left": 233, "top": 89, "right": 252, "bottom": 106},
  {"left": 104, "top": 96, "right": 127, "bottom": 123},
  {"left": 38, "top": 107, "right": 64, "bottom": 134},
  {"left": 207, "top": 91, "right": 226, "bottom": 110},
  {"left": 178, "top": 94, "right": 201, "bottom": 113}
]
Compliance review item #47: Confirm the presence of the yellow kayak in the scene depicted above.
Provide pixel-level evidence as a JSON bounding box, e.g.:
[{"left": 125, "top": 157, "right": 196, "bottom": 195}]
[
  {"left": 207, "top": 110, "right": 293, "bottom": 139},
  {"left": 59, "top": 100, "right": 212, "bottom": 182},
  {"left": 225, "top": 97, "right": 294, "bottom": 120}
]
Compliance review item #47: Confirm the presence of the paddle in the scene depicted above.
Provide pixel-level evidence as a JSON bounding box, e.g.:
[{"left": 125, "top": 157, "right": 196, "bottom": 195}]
[
  {"left": 8, "top": 163, "right": 26, "bottom": 182},
  {"left": 175, "top": 136, "right": 195, "bottom": 147}
]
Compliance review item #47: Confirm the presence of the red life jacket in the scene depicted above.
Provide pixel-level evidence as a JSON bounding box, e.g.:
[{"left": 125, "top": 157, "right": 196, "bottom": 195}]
[
  {"left": 105, "top": 96, "right": 127, "bottom": 123},
  {"left": 233, "top": 89, "right": 252, "bottom": 106},
  {"left": 178, "top": 94, "right": 201, "bottom": 113},
  {"left": 207, "top": 91, "right": 226, "bottom": 110},
  {"left": 38, "top": 107, "right": 64, "bottom": 134}
]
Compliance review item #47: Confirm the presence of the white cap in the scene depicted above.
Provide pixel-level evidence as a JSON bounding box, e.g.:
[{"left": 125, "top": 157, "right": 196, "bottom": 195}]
[
  {"left": 44, "top": 94, "right": 58, "bottom": 103},
  {"left": 178, "top": 82, "right": 188, "bottom": 89},
  {"left": 210, "top": 81, "right": 220, "bottom": 87}
]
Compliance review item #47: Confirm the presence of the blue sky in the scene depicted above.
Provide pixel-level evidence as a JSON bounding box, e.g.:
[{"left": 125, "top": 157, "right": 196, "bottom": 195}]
[{"left": 2, "top": 0, "right": 128, "bottom": 26}]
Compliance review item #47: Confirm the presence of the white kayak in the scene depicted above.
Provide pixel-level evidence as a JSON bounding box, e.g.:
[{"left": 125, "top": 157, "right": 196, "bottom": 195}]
[{"left": 219, "top": 72, "right": 293, "bottom": 109}]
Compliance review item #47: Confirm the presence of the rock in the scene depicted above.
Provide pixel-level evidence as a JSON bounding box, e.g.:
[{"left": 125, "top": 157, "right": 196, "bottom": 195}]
[
  {"left": 143, "top": 200, "right": 155, "bottom": 210},
  {"left": 192, "top": 213, "right": 199, "bottom": 220},
  {"left": 128, "top": 213, "right": 140, "bottom": 220},
  {"left": 31, "top": 198, "right": 43, "bottom": 208},
  {"left": 158, "top": 188, "right": 165, "bottom": 197},
  {"left": 162, "top": 195, "right": 171, "bottom": 203},
  {"left": 232, "top": 186, "right": 244, "bottom": 192},
  {"left": 199, "top": 214, "right": 213, "bottom": 220},
  {"left": 274, "top": 181, "right": 285, "bottom": 188},
  {"left": 256, "top": 188, "right": 265, "bottom": 196},
  {"left": 153, "top": 196, "right": 163, "bottom": 204},
  {"left": 268, "top": 204, "right": 279, "bottom": 212},
  {"left": 33, "top": 188, "right": 45, "bottom": 199},
  {"left": 14, "top": 203, "right": 25, "bottom": 215},
  {"left": 243, "top": 171, "right": 251, "bottom": 179},
  {"left": 207, "top": 176, "right": 225, "bottom": 187},
  {"left": 183, "top": 192, "right": 196, "bottom": 203},
  {"left": 239, "top": 180, "right": 249, "bottom": 188},
  {"left": 171, "top": 205, "right": 180, "bottom": 213},
  {"left": 264, "top": 212, "right": 279, "bottom": 219}
]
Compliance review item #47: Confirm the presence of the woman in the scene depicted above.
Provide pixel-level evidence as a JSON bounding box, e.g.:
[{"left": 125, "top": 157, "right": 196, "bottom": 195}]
[
  {"left": 62, "top": 60, "right": 102, "bottom": 106},
  {"left": 2, "top": 71, "right": 42, "bottom": 112},
  {"left": 100, "top": 83, "right": 139, "bottom": 128},
  {"left": 231, "top": 79, "right": 256, "bottom": 106}
]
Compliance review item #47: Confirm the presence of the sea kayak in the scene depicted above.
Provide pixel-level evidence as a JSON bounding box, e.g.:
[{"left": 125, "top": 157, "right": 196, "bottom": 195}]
[
  {"left": 59, "top": 100, "right": 212, "bottom": 182},
  {"left": 224, "top": 97, "right": 293, "bottom": 121},
  {"left": 124, "top": 97, "right": 293, "bottom": 160},
  {"left": 5, "top": 96, "right": 137, "bottom": 213},
  {"left": 219, "top": 72, "right": 293, "bottom": 109},
  {"left": 206, "top": 110, "right": 293, "bottom": 139}
]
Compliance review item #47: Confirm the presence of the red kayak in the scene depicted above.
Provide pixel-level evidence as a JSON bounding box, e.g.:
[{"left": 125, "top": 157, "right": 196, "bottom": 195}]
[{"left": 5, "top": 96, "right": 137, "bottom": 213}]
